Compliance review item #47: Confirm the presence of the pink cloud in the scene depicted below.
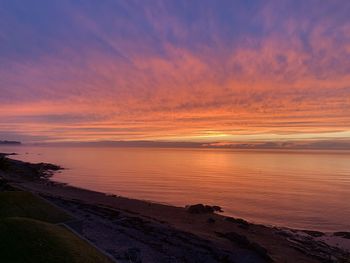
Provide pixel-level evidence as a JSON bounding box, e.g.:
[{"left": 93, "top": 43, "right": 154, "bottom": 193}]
[{"left": 0, "top": 1, "right": 349, "bottom": 142}]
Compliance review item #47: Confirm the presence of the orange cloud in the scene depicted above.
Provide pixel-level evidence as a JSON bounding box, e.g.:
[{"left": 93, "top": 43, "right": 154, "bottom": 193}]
[{"left": 0, "top": 1, "right": 349, "bottom": 142}]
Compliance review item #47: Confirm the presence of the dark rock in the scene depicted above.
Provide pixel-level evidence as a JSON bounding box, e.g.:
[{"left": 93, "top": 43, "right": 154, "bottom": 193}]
[
  {"left": 301, "top": 230, "right": 325, "bottom": 237},
  {"left": 26, "top": 162, "right": 62, "bottom": 178},
  {"left": 286, "top": 232, "right": 350, "bottom": 262},
  {"left": 207, "top": 217, "right": 216, "bottom": 224},
  {"left": 186, "top": 204, "right": 217, "bottom": 214},
  {"left": 275, "top": 230, "right": 292, "bottom": 238},
  {"left": 115, "top": 247, "right": 142, "bottom": 263},
  {"left": 217, "top": 231, "right": 250, "bottom": 247},
  {"left": 235, "top": 218, "right": 249, "bottom": 225},
  {"left": 0, "top": 178, "right": 17, "bottom": 191},
  {"left": 224, "top": 216, "right": 250, "bottom": 229},
  {"left": 217, "top": 231, "right": 273, "bottom": 262},
  {"left": 212, "top": 205, "right": 223, "bottom": 212},
  {"left": 0, "top": 154, "right": 62, "bottom": 180},
  {"left": 334, "top": 231, "right": 350, "bottom": 239},
  {"left": 0, "top": 156, "right": 10, "bottom": 171},
  {"left": 238, "top": 224, "right": 249, "bottom": 230},
  {"left": 250, "top": 242, "right": 272, "bottom": 261}
]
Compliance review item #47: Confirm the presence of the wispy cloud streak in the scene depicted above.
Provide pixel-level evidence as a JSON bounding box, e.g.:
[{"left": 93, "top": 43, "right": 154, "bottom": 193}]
[{"left": 0, "top": 0, "right": 349, "bottom": 142}]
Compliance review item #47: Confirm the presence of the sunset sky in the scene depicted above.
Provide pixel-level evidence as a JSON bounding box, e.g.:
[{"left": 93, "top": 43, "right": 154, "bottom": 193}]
[{"left": 1, "top": 0, "right": 350, "bottom": 143}]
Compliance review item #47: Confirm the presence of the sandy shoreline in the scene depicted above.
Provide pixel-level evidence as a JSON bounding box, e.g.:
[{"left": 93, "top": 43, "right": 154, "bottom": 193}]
[{"left": 1, "top": 153, "right": 349, "bottom": 263}]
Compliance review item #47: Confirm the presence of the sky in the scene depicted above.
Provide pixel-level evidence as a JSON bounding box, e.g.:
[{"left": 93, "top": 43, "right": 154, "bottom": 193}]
[{"left": 0, "top": 0, "right": 350, "bottom": 143}]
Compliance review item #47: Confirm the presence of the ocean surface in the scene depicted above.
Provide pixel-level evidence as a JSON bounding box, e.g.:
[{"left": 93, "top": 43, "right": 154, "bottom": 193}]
[{"left": 1, "top": 145, "right": 349, "bottom": 232}]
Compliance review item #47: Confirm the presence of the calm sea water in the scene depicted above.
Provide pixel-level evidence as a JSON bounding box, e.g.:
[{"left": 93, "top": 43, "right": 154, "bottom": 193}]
[{"left": 1, "top": 145, "right": 349, "bottom": 231}]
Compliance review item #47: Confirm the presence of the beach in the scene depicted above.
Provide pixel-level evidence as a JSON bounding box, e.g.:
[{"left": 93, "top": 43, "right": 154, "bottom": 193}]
[{"left": 1, "top": 152, "right": 349, "bottom": 263}]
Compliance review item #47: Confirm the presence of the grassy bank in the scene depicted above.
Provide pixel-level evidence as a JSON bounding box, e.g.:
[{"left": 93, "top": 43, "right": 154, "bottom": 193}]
[
  {"left": 0, "top": 177, "right": 113, "bottom": 263},
  {"left": 0, "top": 217, "right": 112, "bottom": 263},
  {"left": 0, "top": 191, "right": 71, "bottom": 223}
]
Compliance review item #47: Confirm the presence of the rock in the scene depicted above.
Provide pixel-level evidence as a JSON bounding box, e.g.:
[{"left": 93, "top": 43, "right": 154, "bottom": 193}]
[
  {"left": 207, "top": 217, "right": 216, "bottom": 224},
  {"left": 275, "top": 230, "right": 293, "bottom": 238},
  {"left": 0, "top": 178, "right": 16, "bottom": 191},
  {"left": 217, "top": 232, "right": 273, "bottom": 262},
  {"left": 286, "top": 232, "right": 349, "bottom": 262},
  {"left": 250, "top": 242, "right": 272, "bottom": 261},
  {"left": 114, "top": 247, "right": 142, "bottom": 263},
  {"left": 186, "top": 204, "right": 219, "bottom": 214},
  {"left": 224, "top": 217, "right": 250, "bottom": 229},
  {"left": 221, "top": 232, "right": 250, "bottom": 247},
  {"left": 334, "top": 231, "right": 350, "bottom": 239},
  {"left": 301, "top": 230, "right": 325, "bottom": 237},
  {"left": 27, "top": 162, "right": 62, "bottom": 178},
  {"left": 212, "top": 205, "right": 223, "bottom": 212},
  {"left": 0, "top": 156, "right": 10, "bottom": 171}
]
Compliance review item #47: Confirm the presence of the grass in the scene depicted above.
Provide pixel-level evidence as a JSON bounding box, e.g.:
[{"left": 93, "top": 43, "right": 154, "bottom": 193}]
[
  {"left": 0, "top": 217, "right": 113, "bottom": 263},
  {"left": 0, "top": 158, "right": 115, "bottom": 262},
  {"left": 0, "top": 191, "right": 114, "bottom": 263},
  {"left": 0, "top": 191, "right": 71, "bottom": 223}
]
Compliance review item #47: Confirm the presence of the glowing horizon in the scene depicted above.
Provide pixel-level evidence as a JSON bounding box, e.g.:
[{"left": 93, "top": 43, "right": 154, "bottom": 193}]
[{"left": 1, "top": 1, "right": 350, "bottom": 143}]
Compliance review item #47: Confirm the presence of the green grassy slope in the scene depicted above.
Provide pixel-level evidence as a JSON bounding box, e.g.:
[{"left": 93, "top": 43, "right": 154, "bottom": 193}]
[
  {"left": 0, "top": 217, "right": 113, "bottom": 263},
  {"left": 0, "top": 191, "right": 71, "bottom": 223}
]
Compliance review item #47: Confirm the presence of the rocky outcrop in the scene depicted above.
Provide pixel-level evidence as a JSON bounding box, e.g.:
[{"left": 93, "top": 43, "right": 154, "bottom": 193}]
[{"left": 186, "top": 204, "right": 223, "bottom": 214}]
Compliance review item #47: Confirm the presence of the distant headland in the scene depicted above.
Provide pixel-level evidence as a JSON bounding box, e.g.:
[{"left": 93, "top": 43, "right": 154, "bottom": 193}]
[{"left": 0, "top": 140, "right": 21, "bottom": 145}]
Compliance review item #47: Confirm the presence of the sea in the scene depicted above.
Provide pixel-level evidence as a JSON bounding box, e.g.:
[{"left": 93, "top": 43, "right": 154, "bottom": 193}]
[{"left": 1, "top": 144, "right": 349, "bottom": 232}]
